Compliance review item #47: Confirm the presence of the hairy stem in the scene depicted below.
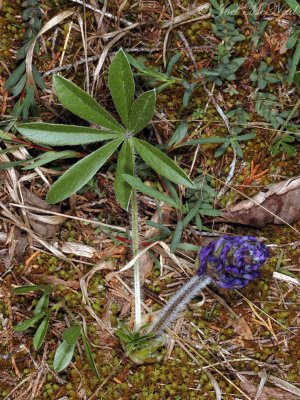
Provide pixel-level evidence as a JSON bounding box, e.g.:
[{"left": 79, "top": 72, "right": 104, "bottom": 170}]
[
  {"left": 129, "top": 135, "right": 142, "bottom": 331},
  {"left": 148, "top": 274, "right": 212, "bottom": 334}
]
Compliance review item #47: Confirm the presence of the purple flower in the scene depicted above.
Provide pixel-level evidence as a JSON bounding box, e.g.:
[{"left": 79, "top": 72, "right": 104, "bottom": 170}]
[{"left": 198, "top": 235, "right": 270, "bottom": 289}]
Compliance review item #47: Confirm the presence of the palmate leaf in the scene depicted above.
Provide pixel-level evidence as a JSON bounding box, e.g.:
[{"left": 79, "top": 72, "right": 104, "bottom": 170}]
[
  {"left": 17, "top": 123, "right": 123, "bottom": 146},
  {"left": 108, "top": 49, "right": 134, "bottom": 128},
  {"left": 46, "top": 138, "right": 123, "bottom": 203},
  {"left": 129, "top": 90, "right": 156, "bottom": 134},
  {"left": 133, "top": 138, "right": 195, "bottom": 188},
  {"left": 114, "top": 139, "right": 134, "bottom": 210},
  {"left": 53, "top": 75, "right": 124, "bottom": 132}
]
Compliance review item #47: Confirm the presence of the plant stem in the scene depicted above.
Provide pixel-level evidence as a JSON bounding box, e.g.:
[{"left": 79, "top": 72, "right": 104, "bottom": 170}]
[
  {"left": 129, "top": 135, "right": 142, "bottom": 331},
  {"left": 147, "top": 274, "right": 212, "bottom": 334}
]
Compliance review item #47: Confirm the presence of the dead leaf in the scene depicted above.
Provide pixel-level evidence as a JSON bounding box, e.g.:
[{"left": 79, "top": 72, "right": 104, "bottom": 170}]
[
  {"left": 218, "top": 177, "right": 300, "bottom": 227},
  {"left": 30, "top": 274, "right": 80, "bottom": 289},
  {"left": 230, "top": 316, "right": 253, "bottom": 340},
  {"left": 60, "top": 242, "right": 96, "bottom": 258},
  {"left": 239, "top": 376, "right": 299, "bottom": 400},
  {"left": 21, "top": 188, "right": 62, "bottom": 238}
]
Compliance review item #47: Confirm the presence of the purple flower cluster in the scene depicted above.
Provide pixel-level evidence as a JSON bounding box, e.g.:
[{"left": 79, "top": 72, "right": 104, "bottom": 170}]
[{"left": 198, "top": 235, "right": 270, "bottom": 289}]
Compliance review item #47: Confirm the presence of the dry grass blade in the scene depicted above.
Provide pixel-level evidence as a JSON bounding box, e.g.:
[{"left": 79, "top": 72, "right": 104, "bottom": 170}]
[
  {"left": 25, "top": 10, "right": 74, "bottom": 89},
  {"left": 272, "top": 271, "right": 300, "bottom": 286},
  {"left": 101, "top": 22, "right": 140, "bottom": 40},
  {"left": 10, "top": 203, "right": 126, "bottom": 232},
  {"left": 169, "top": 331, "right": 251, "bottom": 400},
  {"left": 161, "top": 4, "right": 211, "bottom": 28},
  {"left": 105, "top": 241, "right": 160, "bottom": 281},
  {"left": 77, "top": 13, "right": 89, "bottom": 92},
  {"left": 93, "top": 31, "right": 126, "bottom": 82},
  {"left": 265, "top": 374, "right": 300, "bottom": 397},
  {"left": 80, "top": 259, "right": 116, "bottom": 305},
  {"left": 69, "top": 0, "right": 132, "bottom": 26}
]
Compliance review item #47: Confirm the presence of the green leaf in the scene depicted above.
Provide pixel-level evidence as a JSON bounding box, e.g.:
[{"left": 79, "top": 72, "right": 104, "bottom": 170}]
[
  {"left": 271, "top": 141, "right": 280, "bottom": 157},
  {"left": 22, "top": 150, "right": 79, "bottom": 170},
  {"left": 200, "top": 209, "right": 221, "bottom": 216},
  {"left": 144, "top": 221, "right": 171, "bottom": 233},
  {"left": 281, "top": 142, "right": 296, "bottom": 156},
  {"left": 114, "top": 139, "right": 133, "bottom": 210},
  {"left": 13, "top": 284, "right": 49, "bottom": 294},
  {"left": 284, "top": 0, "right": 300, "bottom": 17},
  {"left": 12, "top": 74, "right": 26, "bottom": 97},
  {"left": 118, "top": 322, "right": 134, "bottom": 337},
  {"left": 170, "top": 220, "right": 183, "bottom": 253},
  {"left": 53, "top": 75, "right": 124, "bottom": 132},
  {"left": 32, "top": 65, "right": 45, "bottom": 90},
  {"left": 0, "top": 145, "right": 27, "bottom": 155},
  {"left": 33, "top": 315, "right": 50, "bottom": 350},
  {"left": 124, "top": 52, "right": 147, "bottom": 72},
  {"left": 182, "top": 199, "right": 202, "bottom": 227},
  {"left": 22, "top": 86, "right": 35, "bottom": 122},
  {"left": 210, "top": 0, "right": 220, "bottom": 11},
  {"left": 286, "top": 30, "right": 299, "bottom": 49},
  {"left": 17, "top": 123, "right": 123, "bottom": 146},
  {"left": 14, "top": 312, "right": 46, "bottom": 332},
  {"left": 167, "top": 121, "right": 188, "bottom": 148},
  {"left": 3, "top": 62, "right": 26, "bottom": 90},
  {"left": 62, "top": 326, "right": 81, "bottom": 344},
  {"left": 0, "top": 159, "right": 32, "bottom": 170},
  {"left": 178, "top": 137, "right": 228, "bottom": 147},
  {"left": 133, "top": 138, "right": 195, "bottom": 188},
  {"left": 53, "top": 341, "right": 76, "bottom": 372},
  {"left": 34, "top": 292, "right": 49, "bottom": 316},
  {"left": 0, "top": 130, "right": 13, "bottom": 141},
  {"left": 46, "top": 138, "right": 123, "bottom": 203},
  {"left": 129, "top": 90, "right": 156, "bottom": 134},
  {"left": 163, "top": 178, "right": 181, "bottom": 208},
  {"left": 108, "top": 49, "right": 135, "bottom": 128},
  {"left": 176, "top": 242, "right": 200, "bottom": 251},
  {"left": 215, "top": 140, "right": 230, "bottom": 157},
  {"left": 167, "top": 53, "right": 181, "bottom": 74},
  {"left": 123, "top": 174, "right": 179, "bottom": 208},
  {"left": 81, "top": 331, "right": 100, "bottom": 379},
  {"left": 288, "top": 41, "right": 300, "bottom": 84},
  {"left": 115, "top": 330, "right": 133, "bottom": 342},
  {"left": 232, "top": 133, "right": 256, "bottom": 141}
]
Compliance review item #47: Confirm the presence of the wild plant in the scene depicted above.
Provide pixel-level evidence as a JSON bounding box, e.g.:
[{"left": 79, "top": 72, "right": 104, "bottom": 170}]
[
  {"left": 14, "top": 49, "right": 195, "bottom": 366},
  {"left": 13, "top": 285, "right": 100, "bottom": 376}
]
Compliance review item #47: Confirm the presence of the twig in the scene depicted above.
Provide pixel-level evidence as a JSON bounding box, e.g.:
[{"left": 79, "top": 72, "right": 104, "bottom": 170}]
[
  {"left": 68, "top": 0, "right": 133, "bottom": 26},
  {"left": 161, "top": 4, "right": 211, "bottom": 28}
]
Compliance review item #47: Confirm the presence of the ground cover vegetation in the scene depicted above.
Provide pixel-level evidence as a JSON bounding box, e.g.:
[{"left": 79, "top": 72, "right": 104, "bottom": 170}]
[{"left": 0, "top": 0, "right": 300, "bottom": 399}]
